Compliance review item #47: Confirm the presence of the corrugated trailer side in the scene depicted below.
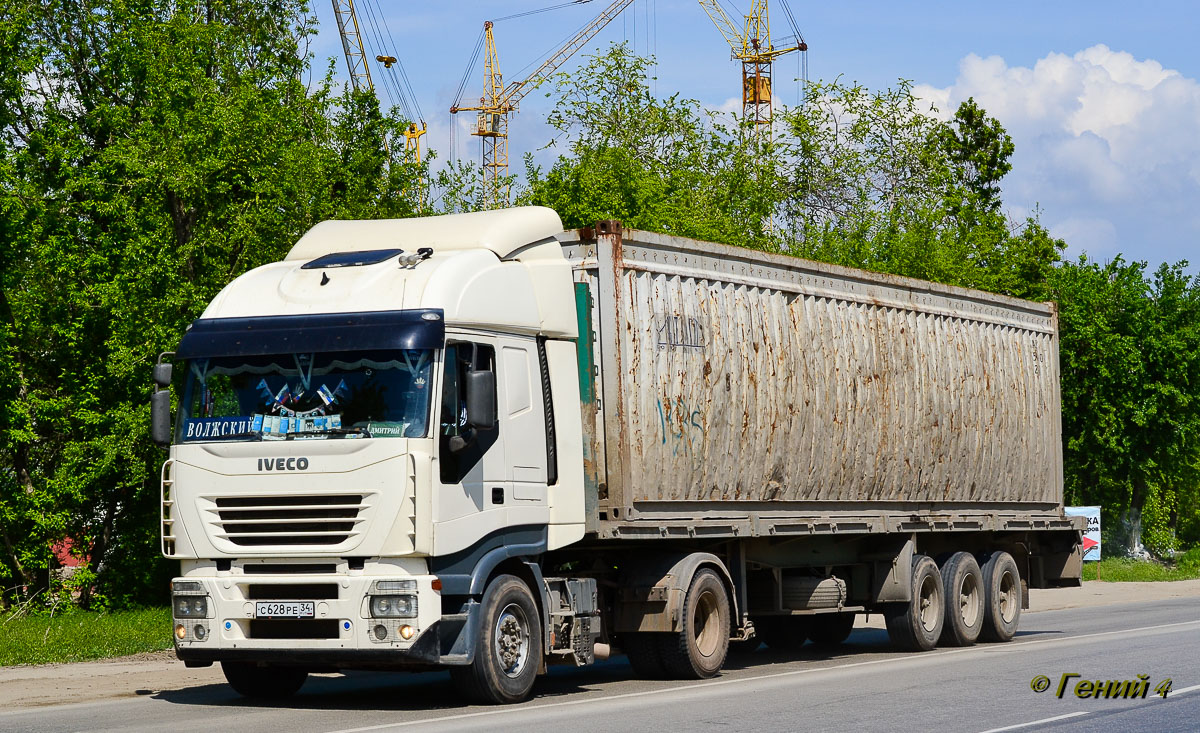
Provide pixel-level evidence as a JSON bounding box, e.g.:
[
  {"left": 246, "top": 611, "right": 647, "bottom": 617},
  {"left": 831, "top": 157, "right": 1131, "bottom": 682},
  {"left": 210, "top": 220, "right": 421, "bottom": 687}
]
[{"left": 563, "top": 222, "right": 1071, "bottom": 538}]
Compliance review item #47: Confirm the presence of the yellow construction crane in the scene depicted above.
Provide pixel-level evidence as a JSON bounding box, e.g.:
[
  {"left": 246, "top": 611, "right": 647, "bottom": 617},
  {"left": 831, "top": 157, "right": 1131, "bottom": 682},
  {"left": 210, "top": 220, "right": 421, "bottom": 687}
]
[
  {"left": 332, "top": 0, "right": 428, "bottom": 164},
  {"left": 698, "top": 0, "right": 806, "bottom": 143},
  {"left": 451, "top": 0, "right": 636, "bottom": 207}
]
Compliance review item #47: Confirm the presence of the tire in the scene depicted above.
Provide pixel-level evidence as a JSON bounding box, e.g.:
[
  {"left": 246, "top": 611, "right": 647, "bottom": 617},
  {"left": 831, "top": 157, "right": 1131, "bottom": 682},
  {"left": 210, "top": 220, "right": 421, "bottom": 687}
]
[
  {"left": 938, "top": 552, "right": 984, "bottom": 647},
  {"left": 808, "top": 612, "right": 856, "bottom": 648},
  {"left": 220, "top": 661, "right": 307, "bottom": 699},
  {"left": 450, "top": 574, "right": 543, "bottom": 704},
  {"left": 623, "top": 632, "right": 669, "bottom": 678},
  {"left": 756, "top": 616, "right": 808, "bottom": 652},
  {"left": 884, "top": 554, "right": 944, "bottom": 652},
  {"left": 979, "top": 551, "right": 1022, "bottom": 642},
  {"left": 659, "top": 569, "right": 730, "bottom": 679}
]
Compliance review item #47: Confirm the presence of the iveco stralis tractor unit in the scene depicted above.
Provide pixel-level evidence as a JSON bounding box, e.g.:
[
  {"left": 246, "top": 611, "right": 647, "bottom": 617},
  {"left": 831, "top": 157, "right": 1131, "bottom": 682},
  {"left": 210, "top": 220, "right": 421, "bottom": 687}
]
[{"left": 152, "top": 207, "right": 1082, "bottom": 703}]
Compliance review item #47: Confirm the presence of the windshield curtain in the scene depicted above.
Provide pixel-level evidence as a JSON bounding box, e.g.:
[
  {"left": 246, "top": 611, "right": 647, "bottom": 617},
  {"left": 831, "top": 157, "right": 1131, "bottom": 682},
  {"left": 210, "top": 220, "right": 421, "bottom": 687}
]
[{"left": 178, "top": 349, "right": 434, "bottom": 442}]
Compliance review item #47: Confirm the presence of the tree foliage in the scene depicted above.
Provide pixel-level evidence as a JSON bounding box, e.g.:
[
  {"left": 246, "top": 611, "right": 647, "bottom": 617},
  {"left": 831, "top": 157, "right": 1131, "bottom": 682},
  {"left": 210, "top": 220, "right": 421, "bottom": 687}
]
[{"left": 0, "top": 0, "right": 424, "bottom": 607}]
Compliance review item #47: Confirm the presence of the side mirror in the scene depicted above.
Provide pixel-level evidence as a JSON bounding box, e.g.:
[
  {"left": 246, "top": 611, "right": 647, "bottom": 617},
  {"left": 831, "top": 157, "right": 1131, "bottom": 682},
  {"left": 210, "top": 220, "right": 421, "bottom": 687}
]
[
  {"left": 151, "top": 390, "right": 172, "bottom": 446},
  {"left": 152, "top": 362, "right": 173, "bottom": 388},
  {"left": 465, "top": 369, "right": 497, "bottom": 429}
]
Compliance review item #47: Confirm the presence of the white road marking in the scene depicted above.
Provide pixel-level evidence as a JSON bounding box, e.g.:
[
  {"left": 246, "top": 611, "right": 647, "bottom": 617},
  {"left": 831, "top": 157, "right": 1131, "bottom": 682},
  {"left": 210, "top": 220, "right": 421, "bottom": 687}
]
[
  {"left": 978, "top": 711, "right": 1089, "bottom": 733},
  {"left": 1167, "top": 683, "right": 1200, "bottom": 697},
  {"left": 320, "top": 619, "right": 1200, "bottom": 733}
]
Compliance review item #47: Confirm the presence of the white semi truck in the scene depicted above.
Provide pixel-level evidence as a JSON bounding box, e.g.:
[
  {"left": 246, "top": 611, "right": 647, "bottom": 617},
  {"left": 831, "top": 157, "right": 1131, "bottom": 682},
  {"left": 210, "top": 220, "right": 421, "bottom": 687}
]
[{"left": 152, "top": 207, "right": 1083, "bottom": 703}]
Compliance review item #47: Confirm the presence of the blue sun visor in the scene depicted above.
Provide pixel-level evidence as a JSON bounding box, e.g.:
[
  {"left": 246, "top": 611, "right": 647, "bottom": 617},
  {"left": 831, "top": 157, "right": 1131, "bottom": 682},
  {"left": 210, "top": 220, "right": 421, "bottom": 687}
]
[{"left": 176, "top": 309, "right": 445, "bottom": 359}]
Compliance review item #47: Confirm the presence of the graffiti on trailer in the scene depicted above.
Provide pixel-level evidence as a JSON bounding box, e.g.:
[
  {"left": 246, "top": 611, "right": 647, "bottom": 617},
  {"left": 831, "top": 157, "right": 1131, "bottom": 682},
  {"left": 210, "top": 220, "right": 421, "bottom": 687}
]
[
  {"left": 657, "top": 396, "right": 707, "bottom": 473},
  {"left": 656, "top": 313, "right": 705, "bottom": 352}
]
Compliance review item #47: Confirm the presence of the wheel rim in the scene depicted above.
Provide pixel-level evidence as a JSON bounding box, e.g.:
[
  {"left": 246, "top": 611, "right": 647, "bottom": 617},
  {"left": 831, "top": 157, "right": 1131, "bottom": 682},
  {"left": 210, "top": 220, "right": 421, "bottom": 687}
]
[
  {"left": 918, "top": 574, "right": 939, "bottom": 633},
  {"left": 958, "top": 572, "right": 982, "bottom": 628},
  {"left": 494, "top": 602, "right": 530, "bottom": 678},
  {"left": 692, "top": 588, "right": 722, "bottom": 658},
  {"left": 997, "top": 570, "right": 1018, "bottom": 624}
]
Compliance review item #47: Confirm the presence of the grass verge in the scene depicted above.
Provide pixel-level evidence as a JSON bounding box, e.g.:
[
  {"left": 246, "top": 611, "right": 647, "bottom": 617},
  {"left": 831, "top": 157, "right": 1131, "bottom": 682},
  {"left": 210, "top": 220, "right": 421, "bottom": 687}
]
[
  {"left": 1083, "top": 557, "right": 1200, "bottom": 582},
  {"left": 0, "top": 607, "right": 172, "bottom": 666}
]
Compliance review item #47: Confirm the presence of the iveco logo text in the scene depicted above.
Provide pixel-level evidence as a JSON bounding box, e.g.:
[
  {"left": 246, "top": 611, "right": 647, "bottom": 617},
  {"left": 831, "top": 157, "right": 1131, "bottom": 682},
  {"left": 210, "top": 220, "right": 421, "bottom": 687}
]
[{"left": 257, "top": 457, "right": 310, "bottom": 471}]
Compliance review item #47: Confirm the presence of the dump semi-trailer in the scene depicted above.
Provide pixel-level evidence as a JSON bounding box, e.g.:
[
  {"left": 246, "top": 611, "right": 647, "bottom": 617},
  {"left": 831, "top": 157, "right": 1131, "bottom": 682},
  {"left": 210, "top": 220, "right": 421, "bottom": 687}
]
[{"left": 152, "top": 207, "right": 1083, "bottom": 703}]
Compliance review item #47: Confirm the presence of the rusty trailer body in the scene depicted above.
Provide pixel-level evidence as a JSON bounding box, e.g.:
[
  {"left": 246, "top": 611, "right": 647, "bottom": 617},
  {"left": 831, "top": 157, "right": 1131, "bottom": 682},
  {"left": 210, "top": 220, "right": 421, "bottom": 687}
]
[{"left": 562, "top": 222, "right": 1078, "bottom": 553}]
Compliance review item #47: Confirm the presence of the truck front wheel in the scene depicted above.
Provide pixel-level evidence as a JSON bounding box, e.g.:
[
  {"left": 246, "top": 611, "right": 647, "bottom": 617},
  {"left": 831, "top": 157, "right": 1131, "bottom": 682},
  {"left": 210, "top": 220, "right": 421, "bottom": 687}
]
[
  {"left": 659, "top": 568, "right": 730, "bottom": 678},
  {"left": 884, "top": 554, "right": 944, "bottom": 652},
  {"left": 220, "top": 661, "right": 307, "bottom": 699},
  {"left": 451, "top": 574, "right": 543, "bottom": 704}
]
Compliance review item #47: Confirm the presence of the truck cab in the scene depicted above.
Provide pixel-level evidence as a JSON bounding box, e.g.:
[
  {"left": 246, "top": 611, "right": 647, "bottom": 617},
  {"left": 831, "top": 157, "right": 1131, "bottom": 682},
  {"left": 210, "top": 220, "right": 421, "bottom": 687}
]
[{"left": 157, "top": 207, "right": 593, "bottom": 702}]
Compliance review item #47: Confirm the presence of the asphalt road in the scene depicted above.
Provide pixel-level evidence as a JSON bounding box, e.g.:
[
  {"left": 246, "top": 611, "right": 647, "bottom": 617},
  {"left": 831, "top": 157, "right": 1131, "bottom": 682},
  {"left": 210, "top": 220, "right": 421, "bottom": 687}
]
[{"left": 4, "top": 597, "right": 1198, "bottom": 733}]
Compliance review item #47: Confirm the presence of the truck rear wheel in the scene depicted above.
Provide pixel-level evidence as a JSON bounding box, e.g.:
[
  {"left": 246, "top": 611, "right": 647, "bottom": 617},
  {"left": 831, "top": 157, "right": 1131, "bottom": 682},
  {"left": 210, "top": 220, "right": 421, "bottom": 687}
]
[
  {"left": 659, "top": 568, "right": 730, "bottom": 678},
  {"left": 450, "top": 574, "right": 543, "bottom": 704},
  {"left": 884, "top": 554, "right": 944, "bottom": 652},
  {"left": 808, "top": 612, "right": 856, "bottom": 648},
  {"left": 939, "top": 552, "right": 983, "bottom": 646},
  {"left": 980, "top": 551, "right": 1021, "bottom": 642},
  {"left": 220, "top": 661, "right": 307, "bottom": 699}
]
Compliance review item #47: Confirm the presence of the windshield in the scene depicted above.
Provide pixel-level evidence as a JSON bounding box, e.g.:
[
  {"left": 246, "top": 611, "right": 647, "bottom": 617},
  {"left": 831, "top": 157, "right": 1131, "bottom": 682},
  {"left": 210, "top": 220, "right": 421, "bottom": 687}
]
[{"left": 177, "top": 349, "right": 433, "bottom": 442}]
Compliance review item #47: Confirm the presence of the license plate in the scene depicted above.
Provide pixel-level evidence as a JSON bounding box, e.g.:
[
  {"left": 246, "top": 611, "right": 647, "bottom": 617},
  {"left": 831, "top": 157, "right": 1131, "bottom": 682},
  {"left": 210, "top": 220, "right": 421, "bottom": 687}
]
[{"left": 255, "top": 601, "right": 315, "bottom": 619}]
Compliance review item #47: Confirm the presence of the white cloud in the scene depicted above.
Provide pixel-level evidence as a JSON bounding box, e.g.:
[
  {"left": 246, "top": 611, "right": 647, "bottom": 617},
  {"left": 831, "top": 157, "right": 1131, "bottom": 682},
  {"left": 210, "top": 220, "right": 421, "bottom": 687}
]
[{"left": 914, "top": 45, "right": 1200, "bottom": 271}]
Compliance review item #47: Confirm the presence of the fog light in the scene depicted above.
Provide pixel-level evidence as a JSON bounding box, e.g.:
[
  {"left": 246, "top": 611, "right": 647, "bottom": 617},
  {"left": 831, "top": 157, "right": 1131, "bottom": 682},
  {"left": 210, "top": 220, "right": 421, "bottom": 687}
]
[
  {"left": 373, "top": 624, "right": 387, "bottom": 640},
  {"left": 399, "top": 625, "right": 414, "bottom": 640},
  {"left": 175, "top": 624, "right": 186, "bottom": 640},
  {"left": 194, "top": 624, "right": 207, "bottom": 640}
]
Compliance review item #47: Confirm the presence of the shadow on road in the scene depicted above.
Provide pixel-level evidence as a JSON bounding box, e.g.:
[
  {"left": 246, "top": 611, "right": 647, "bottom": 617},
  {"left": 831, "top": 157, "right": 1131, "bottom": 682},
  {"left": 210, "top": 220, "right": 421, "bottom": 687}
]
[{"left": 152, "top": 625, "right": 1038, "bottom": 712}]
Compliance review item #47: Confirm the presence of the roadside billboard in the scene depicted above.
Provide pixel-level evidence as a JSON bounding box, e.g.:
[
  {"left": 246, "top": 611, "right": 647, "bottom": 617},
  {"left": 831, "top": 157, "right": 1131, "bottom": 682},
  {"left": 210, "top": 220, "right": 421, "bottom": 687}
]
[{"left": 1065, "top": 506, "right": 1101, "bottom": 561}]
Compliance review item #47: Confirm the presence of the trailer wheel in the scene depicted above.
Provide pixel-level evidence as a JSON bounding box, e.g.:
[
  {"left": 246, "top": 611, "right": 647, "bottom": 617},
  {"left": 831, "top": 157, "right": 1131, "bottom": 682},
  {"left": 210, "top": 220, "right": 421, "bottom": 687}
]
[
  {"left": 757, "top": 616, "right": 808, "bottom": 651},
  {"left": 623, "top": 633, "right": 668, "bottom": 678},
  {"left": 938, "top": 552, "right": 984, "bottom": 646},
  {"left": 659, "top": 568, "right": 730, "bottom": 678},
  {"left": 980, "top": 551, "right": 1021, "bottom": 642},
  {"left": 450, "top": 574, "right": 542, "bottom": 704},
  {"left": 884, "top": 554, "right": 944, "bottom": 652},
  {"left": 220, "top": 661, "right": 307, "bottom": 699},
  {"left": 808, "top": 612, "right": 856, "bottom": 648}
]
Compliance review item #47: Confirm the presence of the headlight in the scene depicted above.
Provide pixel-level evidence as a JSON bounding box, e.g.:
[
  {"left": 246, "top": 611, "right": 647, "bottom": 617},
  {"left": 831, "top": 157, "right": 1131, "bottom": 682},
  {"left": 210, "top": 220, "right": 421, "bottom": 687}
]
[
  {"left": 370, "top": 594, "right": 417, "bottom": 618},
  {"left": 172, "top": 581, "right": 202, "bottom": 592},
  {"left": 173, "top": 595, "right": 208, "bottom": 618}
]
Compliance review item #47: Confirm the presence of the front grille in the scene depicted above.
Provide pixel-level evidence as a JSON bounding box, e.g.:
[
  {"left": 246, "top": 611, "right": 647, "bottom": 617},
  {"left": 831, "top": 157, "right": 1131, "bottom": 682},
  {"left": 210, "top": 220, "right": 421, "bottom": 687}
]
[
  {"left": 249, "top": 619, "right": 340, "bottom": 639},
  {"left": 213, "top": 495, "right": 365, "bottom": 546}
]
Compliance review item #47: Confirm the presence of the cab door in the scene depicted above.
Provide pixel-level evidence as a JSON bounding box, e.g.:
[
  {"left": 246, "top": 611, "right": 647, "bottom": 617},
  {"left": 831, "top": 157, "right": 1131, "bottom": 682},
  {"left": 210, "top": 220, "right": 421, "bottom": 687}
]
[{"left": 432, "top": 339, "right": 508, "bottom": 553}]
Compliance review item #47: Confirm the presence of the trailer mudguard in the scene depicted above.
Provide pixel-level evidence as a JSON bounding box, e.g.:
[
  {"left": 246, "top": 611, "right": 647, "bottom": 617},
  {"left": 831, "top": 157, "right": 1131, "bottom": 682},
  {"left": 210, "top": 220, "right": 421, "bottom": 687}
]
[{"left": 613, "top": 552, "right": 738, "bottom": 633}]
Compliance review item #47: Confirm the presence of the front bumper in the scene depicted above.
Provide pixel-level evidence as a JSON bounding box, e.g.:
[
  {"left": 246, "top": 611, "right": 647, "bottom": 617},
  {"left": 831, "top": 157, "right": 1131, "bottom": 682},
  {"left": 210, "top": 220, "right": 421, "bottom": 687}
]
[{"left": 171, "top": 566, "right": 452, "bottom": 668}]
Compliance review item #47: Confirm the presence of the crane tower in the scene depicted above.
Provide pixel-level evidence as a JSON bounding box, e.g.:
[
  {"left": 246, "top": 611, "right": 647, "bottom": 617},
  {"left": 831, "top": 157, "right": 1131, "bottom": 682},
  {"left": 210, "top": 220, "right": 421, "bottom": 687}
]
[
  {"left": 698, "top": 0, "right": 806, "bottom": 144},
  {"left": 452, "top": 0, "right": 637, "bottom": 207}
]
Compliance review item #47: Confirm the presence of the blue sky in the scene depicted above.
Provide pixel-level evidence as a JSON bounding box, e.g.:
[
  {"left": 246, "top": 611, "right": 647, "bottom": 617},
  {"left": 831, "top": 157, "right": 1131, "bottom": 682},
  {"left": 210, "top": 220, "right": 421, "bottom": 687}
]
[{"left": 307, "top": 1, "right": 1200, "bottom": 274}]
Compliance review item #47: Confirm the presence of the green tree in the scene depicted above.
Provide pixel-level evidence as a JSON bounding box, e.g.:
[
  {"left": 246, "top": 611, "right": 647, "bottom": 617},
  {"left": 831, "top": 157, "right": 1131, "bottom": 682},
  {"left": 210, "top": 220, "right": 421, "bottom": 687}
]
[
  {"left": 0, "top": 0, "right": 423, "bottom": 608},
  {"left": 1053, "top": 257, "right": 1200, "bottom": 556},
  {"left": 937, "top": 97, "right": 1014, "bottom": 216},
  {"left": 523, "top": 44, "right": 780, "bottom": 250}
]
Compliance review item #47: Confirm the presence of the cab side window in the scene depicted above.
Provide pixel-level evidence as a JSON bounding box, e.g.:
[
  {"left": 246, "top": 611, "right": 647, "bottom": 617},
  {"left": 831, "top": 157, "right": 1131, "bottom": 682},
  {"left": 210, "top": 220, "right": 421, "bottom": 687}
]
[{"left": 439, "top": 342, "right": 498, "bottom": 483}]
